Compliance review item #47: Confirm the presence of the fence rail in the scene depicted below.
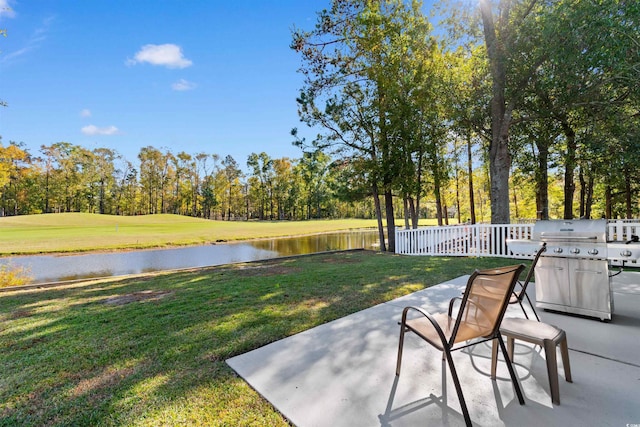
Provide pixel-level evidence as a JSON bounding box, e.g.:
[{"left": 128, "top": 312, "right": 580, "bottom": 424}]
[{"left": 395, "top": 221, "right": 640, "bottom": 261}]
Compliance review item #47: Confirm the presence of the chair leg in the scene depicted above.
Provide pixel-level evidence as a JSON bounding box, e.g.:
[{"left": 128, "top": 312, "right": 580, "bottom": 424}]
[
  {"left": 507, "top": 336, "right": 515, "bottom": 361},
  {"left": 490, "top": 338, "right": 498, "bottom": 380},
  {"left": 543, "top": 338, "right": 560, "bottom": 405},
  {"left": 443, "top": 350, "right": 472, "bottom": 427},
  {"left": 497, "top": 334, "right": 525, "bottom": 405},
  {"left": 559, "top": 333, "right": 572, "bottom": 383},
  {"left": 396, "top": 325, "right": 406, "bottom": 376}
]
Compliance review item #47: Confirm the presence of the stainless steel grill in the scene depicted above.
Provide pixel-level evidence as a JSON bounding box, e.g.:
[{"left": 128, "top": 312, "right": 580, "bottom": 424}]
[{"left": 507, "top": 219, "right": 639, "bottom": 321}]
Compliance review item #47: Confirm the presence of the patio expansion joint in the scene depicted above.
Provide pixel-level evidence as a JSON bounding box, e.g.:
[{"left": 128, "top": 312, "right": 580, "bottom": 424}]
[{"left": 567, "top": 347, "right": 640, "bottom": 368}]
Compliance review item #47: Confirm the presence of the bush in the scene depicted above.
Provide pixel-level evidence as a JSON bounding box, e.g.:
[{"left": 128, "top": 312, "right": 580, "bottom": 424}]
[{"left": 0, "top": 263, "right": 32, "bottom": 287}]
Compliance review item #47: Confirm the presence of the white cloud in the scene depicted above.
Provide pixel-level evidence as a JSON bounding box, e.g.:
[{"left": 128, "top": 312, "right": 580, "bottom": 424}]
[
  {"left": 127, "top": 44, "right": 192, "bottom": 69},
  {"left": 0, "top": 0, "right": 16, "bottom": 18},
  {"left": 80, "top": 109, "right": 91, "bottom": 118},
  {"left": 172, "top": 78, "right": 197, "bottom": 91},
  {"left": 81, "top": 125, "right": 119, "bottom": 136}
]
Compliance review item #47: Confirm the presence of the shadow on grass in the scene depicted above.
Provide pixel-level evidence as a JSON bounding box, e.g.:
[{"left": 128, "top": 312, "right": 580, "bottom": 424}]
[{"left": 0, "top": 251, "right": 519, "bottom": 426}]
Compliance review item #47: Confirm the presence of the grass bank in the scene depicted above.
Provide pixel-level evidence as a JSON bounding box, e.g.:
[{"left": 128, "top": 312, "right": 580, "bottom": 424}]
[
  {"left": 0, "top": 213, "right": 451, "bottom": 256},
  {"left": 0, "top": 251, "right": 518, "bottom": 426}
]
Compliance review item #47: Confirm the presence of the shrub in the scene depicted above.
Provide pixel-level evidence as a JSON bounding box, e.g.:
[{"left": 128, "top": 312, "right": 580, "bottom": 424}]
[{"left": 0, "top": 263, "right": 32, "bottom": 287}]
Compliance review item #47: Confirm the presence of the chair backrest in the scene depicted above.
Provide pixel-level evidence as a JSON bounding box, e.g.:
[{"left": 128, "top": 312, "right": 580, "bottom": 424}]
[
  {"left": 449, "top": 264, "right": 526, "bottom": 345},
  {"left": 515, "top": 243, "right": 547, "bottom": 299}
]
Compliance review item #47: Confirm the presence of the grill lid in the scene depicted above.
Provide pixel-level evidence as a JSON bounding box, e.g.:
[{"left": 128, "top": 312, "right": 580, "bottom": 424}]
[{"left": 532, "top": 219, "right": 607, "bottom": 243}]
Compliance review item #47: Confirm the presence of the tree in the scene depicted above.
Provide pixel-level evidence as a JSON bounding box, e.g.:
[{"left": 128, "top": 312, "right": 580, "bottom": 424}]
[
  {"left": 138, "top": 146, "right": 168, "bottom": 214},
  {"left": 296, "top": 150, "right": 332, "bottom": 219},
  {"left": 271, "top": 158, "right": 294, "bottom": 219},
  {"left": 40, "top": 142, "right": 86, "bottom": 212},
  {"left": 200, "top": 154, "right": 219, "bottom": 219},
  {"left": 477, "top": 0, "right": 550, "bottom": 223},
  {"left": 247, "top": 152, "right": 274, "bottom": 219},
  {"left": 497, "top": 0, "right": 640, "bottom": 220},
  {"left": 293, "top": 0, "right": 436, "bottom": 250},
  {"left": 113, "top": 158, "right": 137, "bottom": 215},
  {"left": 221, "top": 155, "right": 243, "bottom": 220},
  {"left": 0, "top": 141, "right": 32, "bottom": 216},
  {"left": 89, "top": 148, "right": 118, "bottom": 214}
]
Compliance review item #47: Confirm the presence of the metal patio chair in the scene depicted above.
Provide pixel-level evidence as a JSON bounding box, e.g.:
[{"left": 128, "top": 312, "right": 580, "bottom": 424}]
[
  {"left": 395, "top": 264, "right": 526, "bottom": 426},
  {"left": 509, "top": 243, "right": 546, "bottom": 321}
]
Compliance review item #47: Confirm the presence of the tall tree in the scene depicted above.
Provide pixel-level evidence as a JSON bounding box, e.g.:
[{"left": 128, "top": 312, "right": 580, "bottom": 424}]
[
  {"left": 0, "top": 141, "right": 31, "bottom": 216},
  {"left": 247, "top": 152, "right": 274, "bottom": 219},
  {"left": 271, "top": 158, "right": 294, "bottom": 220},
  {"left": 477, "top": 0, "right": 549, "bottom": 223},
  {"left": 221, "top": 155, "right": 242, "bottom": 220},
  {"left": 293, "top": 0, "right": 435, "bottom": 250},
  {"left": 138, "top": 146, "right": 167, "bottom": 214}
]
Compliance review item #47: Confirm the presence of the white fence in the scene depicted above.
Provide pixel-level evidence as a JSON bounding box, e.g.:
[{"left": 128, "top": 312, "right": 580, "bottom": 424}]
[
  {"left": 395, "top": 221, "right": 640, "bottom": 260},
  {"left": 607, "top": 220, "right": 640, "bottom": 242}
]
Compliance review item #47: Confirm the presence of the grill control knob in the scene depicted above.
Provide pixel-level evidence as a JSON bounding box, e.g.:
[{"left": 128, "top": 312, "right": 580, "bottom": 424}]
[
  {"left": 553, "top": 247, "right": 563, "bottom": 254},
  {"left": 570, "top": 247, "right": 580, "bottom": 254},
  {"left": 620, "top": 250, "right": 633, "bottom": 257},
  {"left": 588, "top": 248, "right": 599, "bottom": 256}
]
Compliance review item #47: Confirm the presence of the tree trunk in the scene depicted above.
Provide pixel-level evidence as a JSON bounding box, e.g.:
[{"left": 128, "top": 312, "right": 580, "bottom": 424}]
[
  {"left": 403, "top": 197, "right": 410, "bottom": 229},
  {"left": 408, "top": 198, "right": 418, "bottom": 229},
  {"left": 414, "top": 150, "right": 422, "bottom": 229},
  {"left": 467, "top": 134, "right": 476, "bottom": 224},
  {"left": 512, "top": 185, "right": 519, "bottom": 219},
  {"left": 481, "top": 0, "right": 512, "bottom": 224},
  {"left": 561, "top": 120, "right": 576, "bottom": 219},
  {"left": 443, "top": 199, "right": 449, "bottom": 225},
  {"left": 434, "top": 183, "right": 443, "bottom": 226},
  {"left": 372, "top": 183, "right": 386, "bottom": 252},
  {"left": 384, "top": 187, "right": 395, "bottom": 252},
  {"left": 579, "top": 166, "right": 586, "bottom": 218},
  {"left": 489, "top": 123, "right": 512, "bottom": 224},
  {"left": 624, "top": 166, "right": 632, "bottom": 219},
  {"left": 44, "top": 170, "right": 50, "bottom": 213},
  {"left": 585, "top": 174, "right": 594, "bottom": 219},
  {"left": 605, "top": 185, "right": 613, "bottom": 219},
  {"left": 455, "top": 159, "right": 461, "bottom": 224},
  {"left": 535, "top": 140, "right": 549, "bottom": 220}
]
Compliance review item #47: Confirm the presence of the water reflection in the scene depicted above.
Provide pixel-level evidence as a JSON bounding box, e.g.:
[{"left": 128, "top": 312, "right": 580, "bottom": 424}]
[
  {"left": 1, "top": 230, "right": 380, "bottom": 284},
  {"left": 250, "top": 231, "right": 378, "bottom": 256}
]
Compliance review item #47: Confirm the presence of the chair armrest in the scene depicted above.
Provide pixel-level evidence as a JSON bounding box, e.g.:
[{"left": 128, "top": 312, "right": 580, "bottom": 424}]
[
  {"left": 401, "top": 306, "right": 449, "bottom": 349},
  {"left": 448, "top": 296, "right": 463, "bottom": 316}
]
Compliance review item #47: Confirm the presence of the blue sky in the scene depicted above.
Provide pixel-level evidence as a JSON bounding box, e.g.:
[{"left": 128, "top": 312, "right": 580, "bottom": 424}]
[{"left": 0, "top": 0, "right": 333, "bottom": 167}]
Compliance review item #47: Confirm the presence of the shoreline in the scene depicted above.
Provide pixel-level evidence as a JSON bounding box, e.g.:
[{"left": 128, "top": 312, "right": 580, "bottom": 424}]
[
  {"left": 0, "top": 227, "right": 380, "bottom": 258},
  {"left": 0, "top": 248, "right": 371, "bottom": 293}
]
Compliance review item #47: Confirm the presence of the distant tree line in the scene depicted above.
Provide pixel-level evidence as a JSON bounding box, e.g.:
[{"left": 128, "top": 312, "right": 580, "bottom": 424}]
[{"left": 0, "top": 141, "right": 388, "bottom": 220}]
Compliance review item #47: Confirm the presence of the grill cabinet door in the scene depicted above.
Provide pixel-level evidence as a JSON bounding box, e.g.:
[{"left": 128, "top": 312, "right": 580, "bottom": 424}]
[
  {"left": 569, "top": 259, "right": 610, "bottom": 312},
  {"left": 535, "top": 257, "right": 571, "bottom": 307}
]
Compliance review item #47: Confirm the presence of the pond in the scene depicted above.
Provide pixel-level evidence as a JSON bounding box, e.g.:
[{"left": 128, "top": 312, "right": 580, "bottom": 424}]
[{"left": 0, "top": 230, "right": 382, "bottom": 284}]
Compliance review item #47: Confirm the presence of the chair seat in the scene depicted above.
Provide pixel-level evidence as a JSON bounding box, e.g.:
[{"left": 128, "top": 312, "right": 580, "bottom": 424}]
[
  {"left": 500, "top": 317, "right": 564, "bottom": 343},
  {"left": 405, "top": 313, "right": 492, "bottom": 350}
]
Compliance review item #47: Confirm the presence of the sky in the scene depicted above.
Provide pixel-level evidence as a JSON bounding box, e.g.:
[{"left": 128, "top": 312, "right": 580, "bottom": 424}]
[{"left": 0, "top": 0, "right": 337, "bottom": 169}]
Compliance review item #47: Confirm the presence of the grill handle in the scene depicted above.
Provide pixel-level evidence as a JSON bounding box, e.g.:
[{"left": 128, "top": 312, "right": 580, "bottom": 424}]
[{"left": 539, "top": 236, "right": 599, "bottom": 241}]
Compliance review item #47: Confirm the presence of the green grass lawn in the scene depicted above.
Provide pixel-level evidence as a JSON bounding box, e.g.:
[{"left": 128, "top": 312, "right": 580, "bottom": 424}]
[
  {"left": 0, "top": 251, "right": 520, "bottom": 426},
  {"left": 0, "top": 213, "right": 451, "bottom": 255}
]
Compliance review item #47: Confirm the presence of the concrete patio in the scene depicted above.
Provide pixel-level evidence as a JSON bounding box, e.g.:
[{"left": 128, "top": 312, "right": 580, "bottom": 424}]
[{"left": 227, "top": 270, "right": 640, "bottom": 426}]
